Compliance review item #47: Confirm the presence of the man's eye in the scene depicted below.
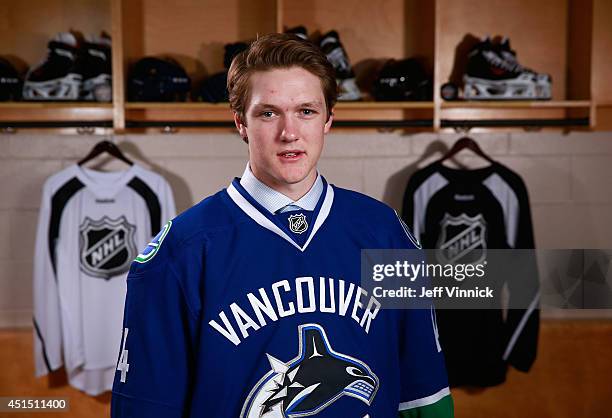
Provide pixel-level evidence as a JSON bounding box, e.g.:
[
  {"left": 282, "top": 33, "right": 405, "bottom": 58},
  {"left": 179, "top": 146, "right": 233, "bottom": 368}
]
[
  {"left": 261, "top": 111, "right": 275, "bottom": 118},
  {"left": 301, "top": 109, "right": 316, "bottom": 116}
]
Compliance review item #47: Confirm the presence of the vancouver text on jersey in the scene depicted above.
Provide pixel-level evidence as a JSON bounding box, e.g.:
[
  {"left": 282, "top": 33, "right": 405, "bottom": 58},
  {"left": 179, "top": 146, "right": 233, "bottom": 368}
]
[{"left": 209, "top": 276, "right": 381, "bottom": 346}]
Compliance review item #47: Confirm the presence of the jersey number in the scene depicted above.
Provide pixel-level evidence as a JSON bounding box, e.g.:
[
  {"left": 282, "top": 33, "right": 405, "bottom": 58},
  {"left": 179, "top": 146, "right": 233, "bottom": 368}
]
[{"left": 117, "top": 328, "right": 130, "bottom": 383}]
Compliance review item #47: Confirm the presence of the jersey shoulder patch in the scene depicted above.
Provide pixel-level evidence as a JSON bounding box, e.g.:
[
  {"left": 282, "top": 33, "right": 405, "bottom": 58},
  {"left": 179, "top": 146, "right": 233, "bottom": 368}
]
[{"left": 134, "top": 220, "right": 172, "bottom": 263}]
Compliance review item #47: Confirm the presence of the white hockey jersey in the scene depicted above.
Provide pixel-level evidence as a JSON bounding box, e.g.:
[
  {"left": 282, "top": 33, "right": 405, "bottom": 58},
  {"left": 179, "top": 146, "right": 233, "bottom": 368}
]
[{"left": 33, "top": 163, "right": 175, "bottom": 395}]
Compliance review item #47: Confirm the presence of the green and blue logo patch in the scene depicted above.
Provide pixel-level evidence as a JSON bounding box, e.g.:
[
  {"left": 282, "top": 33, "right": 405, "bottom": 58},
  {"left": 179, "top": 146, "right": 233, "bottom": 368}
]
[{"left": 134, "top": 220, "right": 172, "bottom": 263}]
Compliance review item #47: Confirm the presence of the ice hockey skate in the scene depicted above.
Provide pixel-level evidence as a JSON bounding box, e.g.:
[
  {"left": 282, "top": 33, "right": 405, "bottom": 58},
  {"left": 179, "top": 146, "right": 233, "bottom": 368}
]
[
  {"left": 319, "top": 30, "right": 361, "bottom": 101},
  {"left": 463, "top": 37, "right": 551, "bottom": 100},
  {"left": 80, "top": 33, "right": 112, "bottom": 102},
  {"left": 23, "top": 32, "right": 82, "bottom": 101}
]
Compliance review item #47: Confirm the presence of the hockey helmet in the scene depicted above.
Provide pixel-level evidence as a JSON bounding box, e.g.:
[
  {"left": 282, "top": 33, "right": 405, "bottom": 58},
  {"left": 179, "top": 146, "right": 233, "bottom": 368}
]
[
  {"left": 197, "top": 42, "right": 248, "bottom": 103},
  {"left": 197, "top": 72, "right": 229, "bottom": 103},
  {"left": 223, "top": 42, "right": 249, "bottom": 69},
  {"left": 0, "top": 58, "right": 23, "bottom": 101},
  {"left": 128, "top": 57, "right": 191, "bottom": 102},
  {"left": 372, "top": 58, "right": 432, "bottom": 101}
]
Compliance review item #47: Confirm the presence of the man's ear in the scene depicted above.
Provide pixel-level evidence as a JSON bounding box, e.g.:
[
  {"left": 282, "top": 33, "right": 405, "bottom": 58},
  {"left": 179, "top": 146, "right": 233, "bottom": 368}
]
[
  {"left": 233, "top": 112, "right": 248, "bottom": 143},
  {"left": 324, "top": 109, "right": 334, "bottom": 134}
]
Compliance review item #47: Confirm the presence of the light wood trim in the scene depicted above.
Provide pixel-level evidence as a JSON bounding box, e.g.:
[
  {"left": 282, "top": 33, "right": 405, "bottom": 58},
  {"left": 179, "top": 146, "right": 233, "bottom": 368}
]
[
  {"left": 336, "top": 102, "right": 434, "bottom": 110},
  {"left": 125, "top": 102, "right": 435, "bottom": 110},
  {"left": 590, "top": 100, "right": 597, "bottom": 129},
  {"left": 276, "top": 0, "right": 283, "bottom": 33},
  {"left": 125, "top": 102, "right": 231, "bottom": 110},
  {"left": 0, "top": 103, "right": 112, "bottom": 109},
  {"left": 123, "top": 103, "right": 434, "bottom": 125},
  {"left": 0, "top": 103, "right": 113, "bottom": 122},
  {"left": 433, "top": 0, "right": 442, "bottom": 131},
  {"left": 441, "top": 100, "right": 591, "bottom": 109},
  {"left": 111, "top": 0, "right": 125, "bottom": 131}
]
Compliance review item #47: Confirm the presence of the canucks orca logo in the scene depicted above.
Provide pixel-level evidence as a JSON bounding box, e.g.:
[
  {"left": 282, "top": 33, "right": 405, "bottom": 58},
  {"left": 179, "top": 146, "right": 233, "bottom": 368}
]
[
  {"left": 134, "top": 220, "right": 172, "bottom": 264},
  {"left": 288, "top": 213, "right": 308, "bottom": 234},
  {"left": 241, "top": 324, "right": 379, "bottom": 417},
  {"left": 79, "top": 216, "right": 136, "bottom": 279}
]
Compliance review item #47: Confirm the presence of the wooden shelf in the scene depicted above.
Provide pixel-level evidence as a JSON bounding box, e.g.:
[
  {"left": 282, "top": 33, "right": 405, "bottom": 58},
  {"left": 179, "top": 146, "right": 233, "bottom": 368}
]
[
  {"left": 122, "top": 101, "right": 435, "bottom": 125},
  {"left": 441, "top": 100, "right": 592, "bottom": 109},
  {"left": 2, "top": 0, "right": 611, "bottom": 132},
  {"left": 124, "top": 101, "right": 434, "bottom": 110},
  {"left": 0, "top": 103, "right": 113, "bottom": 122}
]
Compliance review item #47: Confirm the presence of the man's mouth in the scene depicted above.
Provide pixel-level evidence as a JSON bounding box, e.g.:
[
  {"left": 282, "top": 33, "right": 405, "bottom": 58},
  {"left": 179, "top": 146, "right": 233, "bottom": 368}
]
[{"left": 278, "top": 150, "right": 305, "bottom": 160}]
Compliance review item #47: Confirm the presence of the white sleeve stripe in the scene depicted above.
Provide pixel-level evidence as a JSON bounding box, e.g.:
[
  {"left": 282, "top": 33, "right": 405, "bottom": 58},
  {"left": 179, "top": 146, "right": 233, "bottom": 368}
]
[
  {"left": 483, "top": 173, "right": 520, "bottom": 248},
  {"left": 413, "top": 172, "right": 448, "bottom": 242},
  {"left": 398, "top": 386, "right": 451, "bottom": 411},
  {"left": 503, "top": 290, "right": 540, "bottom": 361},
  {"left": 394, "top": 210, "right": 421, "bottom": 249}
]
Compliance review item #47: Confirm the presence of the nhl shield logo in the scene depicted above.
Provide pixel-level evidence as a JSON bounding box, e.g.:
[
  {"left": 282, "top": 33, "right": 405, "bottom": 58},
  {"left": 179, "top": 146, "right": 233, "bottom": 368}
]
[
  {"left": 288, "top": 213, "right": 308, "bottom": 234},
  {"left": 436, "top": 213, "right": 487, "bottom": 265},
  {"left": 79, "top": 216, "right": 137, "bottom": 279}
]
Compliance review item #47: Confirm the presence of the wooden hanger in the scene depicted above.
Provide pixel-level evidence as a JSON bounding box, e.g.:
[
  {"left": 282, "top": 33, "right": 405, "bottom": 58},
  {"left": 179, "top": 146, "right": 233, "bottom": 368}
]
[
  {"left": 78, "top": 140, "right": 133, "bottom": 166},
  {"left": 439, "top": 136, "right": 495, "bottom": 164}
]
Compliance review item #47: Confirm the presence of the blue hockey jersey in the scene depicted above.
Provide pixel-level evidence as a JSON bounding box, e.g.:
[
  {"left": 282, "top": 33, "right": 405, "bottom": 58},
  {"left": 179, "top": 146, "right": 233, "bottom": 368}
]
[{"left": 111, "top": 177, "right": 453, "bottom": 418}]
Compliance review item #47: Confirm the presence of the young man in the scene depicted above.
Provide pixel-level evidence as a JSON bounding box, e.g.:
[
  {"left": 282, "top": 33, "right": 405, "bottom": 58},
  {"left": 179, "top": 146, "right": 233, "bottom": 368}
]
[{"left": 111, "top": 33, "right": 453, "bottom": 418}]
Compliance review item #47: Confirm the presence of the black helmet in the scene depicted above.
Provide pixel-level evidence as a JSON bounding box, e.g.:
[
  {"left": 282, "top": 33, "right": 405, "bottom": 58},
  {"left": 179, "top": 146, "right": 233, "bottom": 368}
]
[
  {"left": 196, "top": 42, "right": 249, "bottom": 103},
  {"left": 223, "top": 42, "right": 249, "bottom": 69},
  {"left": 372, "top": 59, "right": 432, "bottom": 101},
  {"left": 128, "top": 57, "right": 191, "bottom": 102},
  {"left": 0, "top": 57, "right": 23, "bottom": 101}
]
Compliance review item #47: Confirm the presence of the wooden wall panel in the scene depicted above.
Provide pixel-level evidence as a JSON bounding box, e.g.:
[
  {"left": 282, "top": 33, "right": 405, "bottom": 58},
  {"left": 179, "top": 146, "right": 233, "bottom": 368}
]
[
  {"left": 566, "top": 0, "right": 592, "bottom": 100},
  {"left": 453, "top": 320, "right": 612, "bottom": 418},
  {"left": 0, "top": 0, "right": 110, "bottom": 69},
  {"left": 281, "top": 0, "right": 435, "bottom": 98},
  {"left": 590, "top": 0, "right": 612, "bottom": 102},
  {"left": 1, "top": 320, "right": 610, "bottom": 418},
  {"left": 0, "top": 330, "right": 110, "bottom": 418},
  {"left": 436, "top": 0, "right": 569, "bottom": 100},
  {"left": 123, "top": 0, "right": 277, "bottom": 80},
  {"left": 282, "top": 0, "right": 406, "bottom": 62}
]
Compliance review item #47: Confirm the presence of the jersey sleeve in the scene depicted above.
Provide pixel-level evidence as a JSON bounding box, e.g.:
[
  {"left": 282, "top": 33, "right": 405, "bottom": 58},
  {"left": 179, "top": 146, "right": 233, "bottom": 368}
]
[
  {"left": 401, "top": 174, "right": 421, "bottom": 243},
  {"left": 32, "top": 179, "right": 64, "bottom": 377},
  {"left": 389, "top": 210, "right": 454, "bottom": 418},
  {"left": 398, "top": 307, "right": 453, "bottom": 418},
  {"left": 160, "top": 178, "right": 176, "bottom": 226},
  {"left": 111, "top": 223, "right": 201, "bottom": 418},
  {"left": 502, "top": 175, "right": 539, "bottom": 372}
]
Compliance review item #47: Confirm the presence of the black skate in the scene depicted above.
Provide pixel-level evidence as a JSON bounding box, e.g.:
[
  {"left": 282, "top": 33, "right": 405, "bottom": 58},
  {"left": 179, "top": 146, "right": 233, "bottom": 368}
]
[
  {"left": 463, "top": 36, "right": 550, "bottom": 100},
  {"left": 496, "top": 37, "right": 551, "bottom": 100},
  {"left": 23, "top": 32, "right": 82, "bottom": 101},
  {"left": 319, "top": 30, "right": 360, "bottom": 101},
  {"left": 79, "top": 33, "right": 112, "bottom": 102}
]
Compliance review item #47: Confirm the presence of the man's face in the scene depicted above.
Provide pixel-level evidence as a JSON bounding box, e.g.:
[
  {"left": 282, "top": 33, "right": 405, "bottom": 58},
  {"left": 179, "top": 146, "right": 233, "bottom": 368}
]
[{"left": 235, "top": 67, "right": 333, "bottom": 195}]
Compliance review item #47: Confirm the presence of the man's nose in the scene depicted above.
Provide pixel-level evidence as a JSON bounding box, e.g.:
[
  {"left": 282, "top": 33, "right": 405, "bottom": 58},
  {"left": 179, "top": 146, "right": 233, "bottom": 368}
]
[{"left": 280, "top": 115, "right": 299, "bottom": 142}]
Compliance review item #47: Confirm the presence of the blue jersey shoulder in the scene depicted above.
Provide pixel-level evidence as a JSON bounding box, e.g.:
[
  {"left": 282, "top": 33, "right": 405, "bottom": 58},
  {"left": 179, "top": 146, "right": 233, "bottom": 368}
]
[
  {"left": 130, "top": 188, "right": 236, "bottom": 273},
  {"left": 331, "top": 185, "right": 421, "bottom": 249}
]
